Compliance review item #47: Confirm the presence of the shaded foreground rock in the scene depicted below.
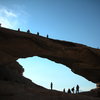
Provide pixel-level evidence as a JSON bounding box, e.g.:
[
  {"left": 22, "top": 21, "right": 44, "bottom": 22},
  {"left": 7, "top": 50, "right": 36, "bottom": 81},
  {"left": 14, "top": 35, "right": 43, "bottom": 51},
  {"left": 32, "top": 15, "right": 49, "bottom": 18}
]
[
  {"left": 0, "top": 81, "right": 100, "bottom": 100},
  {"left": 0, "top": 27, "right": 100, "bottom": 99}
]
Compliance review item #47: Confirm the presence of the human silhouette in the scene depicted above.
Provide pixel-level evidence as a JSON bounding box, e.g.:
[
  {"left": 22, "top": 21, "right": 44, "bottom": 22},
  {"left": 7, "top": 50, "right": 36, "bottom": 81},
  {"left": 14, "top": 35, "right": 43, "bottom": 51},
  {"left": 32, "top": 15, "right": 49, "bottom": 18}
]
[
  {"left": 50, "top": 82, "right": 53, "bottom": 90},
  {"left": 67, "top": 88, "right": 71, "bottom": 93},
  {"left": 0, "top": 23, "right": 1, "bottom": 27},
  {"left": 76, "top": 85, "right": 79, "bottom": 93},
  {"left": 18, "top": 28, "right": 20, "bottom": 31},
  {"left": 37, "top": 32, "right": 39, "bottom": 36},
  {"left": 63, "top": 88, "right": 65, "bottom": 93},
  {"left": 47, "top": 34, "right": 49, "bottom": 38},
  {"left": 71, "top": 87, "right": 74, "bottom": 94},
  {"left": 27, "top": 29, "right": 30, "bottom": 33}
]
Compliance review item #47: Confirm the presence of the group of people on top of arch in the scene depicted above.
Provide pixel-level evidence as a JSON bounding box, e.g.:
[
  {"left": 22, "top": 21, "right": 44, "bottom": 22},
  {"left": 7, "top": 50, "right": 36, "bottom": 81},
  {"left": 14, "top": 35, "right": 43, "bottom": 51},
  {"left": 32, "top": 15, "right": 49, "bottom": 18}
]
[
  {"left": 18, "top": 28, "right": 49, "bottom": 38},
  {"left": 0, "top": 24, "right": 49, "bottom": 38}
]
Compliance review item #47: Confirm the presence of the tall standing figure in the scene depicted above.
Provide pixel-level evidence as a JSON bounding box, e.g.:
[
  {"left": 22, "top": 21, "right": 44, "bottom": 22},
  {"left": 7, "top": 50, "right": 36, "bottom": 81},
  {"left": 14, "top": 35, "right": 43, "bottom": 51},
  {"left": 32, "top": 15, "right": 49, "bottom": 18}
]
[
  {"left": 50, "top": 82, "right": 53, "bottom": 90},
  {"left": 76, "top": 85, "right": 79, "bottom": 93},
  {"left": 63, "top": 88, "right": 65, "bottom": 93}
]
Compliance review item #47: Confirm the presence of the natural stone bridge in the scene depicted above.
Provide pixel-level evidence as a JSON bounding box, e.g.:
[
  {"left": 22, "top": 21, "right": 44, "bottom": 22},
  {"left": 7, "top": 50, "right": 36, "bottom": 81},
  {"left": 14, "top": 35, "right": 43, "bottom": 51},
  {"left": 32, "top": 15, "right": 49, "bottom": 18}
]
[{"left": 0, "top": 27, "right": 100, "bottom": 87}]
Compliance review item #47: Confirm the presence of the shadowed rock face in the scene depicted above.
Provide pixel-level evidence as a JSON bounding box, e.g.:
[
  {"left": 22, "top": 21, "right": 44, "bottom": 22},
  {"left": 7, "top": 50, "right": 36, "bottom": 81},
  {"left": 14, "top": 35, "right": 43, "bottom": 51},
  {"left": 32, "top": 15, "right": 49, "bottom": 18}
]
[{"left": 0, "top": 27, "right": 100, "bottom": 84}]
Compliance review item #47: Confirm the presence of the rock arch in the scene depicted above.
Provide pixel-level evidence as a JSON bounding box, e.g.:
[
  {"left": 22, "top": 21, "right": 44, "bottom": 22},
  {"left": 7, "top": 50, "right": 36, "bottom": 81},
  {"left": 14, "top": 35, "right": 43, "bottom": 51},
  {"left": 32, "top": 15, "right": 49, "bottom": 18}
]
[{"left": 0, "top": 27, "right": 100, "bottom": 86}]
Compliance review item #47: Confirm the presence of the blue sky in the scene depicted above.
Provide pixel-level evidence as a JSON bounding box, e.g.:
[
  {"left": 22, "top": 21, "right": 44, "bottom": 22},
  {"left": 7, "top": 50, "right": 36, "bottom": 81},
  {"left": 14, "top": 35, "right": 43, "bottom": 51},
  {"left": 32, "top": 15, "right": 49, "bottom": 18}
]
[{"left": 0, "top": 0, "right": 100, "bottom": 92}]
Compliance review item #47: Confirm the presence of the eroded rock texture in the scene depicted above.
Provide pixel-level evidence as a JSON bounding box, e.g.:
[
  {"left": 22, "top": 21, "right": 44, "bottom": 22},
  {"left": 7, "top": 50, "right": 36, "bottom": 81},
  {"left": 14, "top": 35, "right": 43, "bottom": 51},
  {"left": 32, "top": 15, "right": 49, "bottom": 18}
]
[{"left": 0, "top": 27, "right": 100, "bottom": 84}]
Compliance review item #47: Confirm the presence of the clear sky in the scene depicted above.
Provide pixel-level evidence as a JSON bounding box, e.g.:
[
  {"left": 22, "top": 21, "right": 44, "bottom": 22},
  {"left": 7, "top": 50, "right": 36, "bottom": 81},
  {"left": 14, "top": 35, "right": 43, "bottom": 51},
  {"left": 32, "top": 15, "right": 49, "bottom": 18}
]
[{"left": 0, "top": 0, "right": 100, "bottom": 92}]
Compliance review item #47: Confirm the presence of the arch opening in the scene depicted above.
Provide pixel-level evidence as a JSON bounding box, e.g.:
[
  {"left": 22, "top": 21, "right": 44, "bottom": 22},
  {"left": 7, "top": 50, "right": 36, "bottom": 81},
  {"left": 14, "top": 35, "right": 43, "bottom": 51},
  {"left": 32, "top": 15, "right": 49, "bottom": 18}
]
[{"left": 17, "top": 56, "right": 96, "bottom": 92}]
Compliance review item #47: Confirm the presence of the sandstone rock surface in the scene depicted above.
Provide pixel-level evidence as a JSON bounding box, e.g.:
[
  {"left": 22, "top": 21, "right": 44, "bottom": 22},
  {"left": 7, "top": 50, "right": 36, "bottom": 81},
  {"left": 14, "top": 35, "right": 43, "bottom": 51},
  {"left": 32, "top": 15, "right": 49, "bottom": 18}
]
[
  {"left": 0, "top": 27, "right": 100, "bottom": 100},
  {"left": 0, "top": 27, "right": 100, "bottom": 83}
]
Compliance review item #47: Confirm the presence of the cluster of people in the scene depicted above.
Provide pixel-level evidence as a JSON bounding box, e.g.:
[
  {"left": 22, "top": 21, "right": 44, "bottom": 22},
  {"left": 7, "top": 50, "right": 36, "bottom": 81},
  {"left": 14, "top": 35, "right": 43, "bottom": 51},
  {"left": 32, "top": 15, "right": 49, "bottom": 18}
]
[
  {"left": 50, "top": 82, "right": 80, "bottom": 94},
  {"left": 67, "top": 85, "right": 79, "bottom": 94},
  {"left": 17, "top": 28, "right": 49, "bottom": 38},
  {"left": 0, "top": 24, "right": 49, "bottom": 38}
]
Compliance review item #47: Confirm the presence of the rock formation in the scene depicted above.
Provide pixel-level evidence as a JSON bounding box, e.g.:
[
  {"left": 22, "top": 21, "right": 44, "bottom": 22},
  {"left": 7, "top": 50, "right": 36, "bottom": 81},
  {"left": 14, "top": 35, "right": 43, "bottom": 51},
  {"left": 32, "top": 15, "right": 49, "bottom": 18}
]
[
  {"left": 0, "top": 27, "right": 100, "bottom": 100},
  {"left": 0, "top": 27, "right": 100, "bottom": 84}
]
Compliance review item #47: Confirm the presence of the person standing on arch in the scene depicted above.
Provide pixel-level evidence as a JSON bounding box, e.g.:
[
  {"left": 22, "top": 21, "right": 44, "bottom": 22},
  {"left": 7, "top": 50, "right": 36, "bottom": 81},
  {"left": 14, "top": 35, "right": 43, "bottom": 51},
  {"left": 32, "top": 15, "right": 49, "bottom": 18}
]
[
  {"left": 50, "top": 82, "right": 53, "bottom": 90},
  {"left": 47, "top": 34, "right": 49, "bottom": 38},
  {"left": 27, "top": 29, "right": 30, "bottom": 33},
  {"left": 18, "top": 28, "right": 20, "bottom": 32},
  {"left": 37, "top": 32, "right": 39, "bottom": 36},
  {"left": 76, "top": 85, "right": 79, "bottom": 93}
]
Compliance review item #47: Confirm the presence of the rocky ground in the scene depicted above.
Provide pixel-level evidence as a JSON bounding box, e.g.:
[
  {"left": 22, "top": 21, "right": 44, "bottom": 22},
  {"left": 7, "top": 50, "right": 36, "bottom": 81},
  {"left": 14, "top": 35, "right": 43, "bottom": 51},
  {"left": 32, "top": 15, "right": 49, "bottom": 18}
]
[{"left": 0, "top": 80, "right": 100, "bottom": 100}]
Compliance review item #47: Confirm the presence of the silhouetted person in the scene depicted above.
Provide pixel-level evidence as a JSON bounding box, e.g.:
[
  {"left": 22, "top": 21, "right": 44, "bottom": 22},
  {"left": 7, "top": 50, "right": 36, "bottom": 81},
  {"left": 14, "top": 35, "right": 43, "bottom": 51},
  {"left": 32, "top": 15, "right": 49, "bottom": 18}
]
[
  {"left": 67, "top": 88, "right": 71, "bottom": 93},
  {"left": 63, "top": 88, "right": 65, "bottom": 93},
  {"left": 37, "top": 32, "right": 39, "bottom": 36},
  {"left": 76, "top": 85, "right": 79, "bottom": 93},
  {"left": 18, "top": 28, "right": 20, "bottom": 31},
  {"left": 71, "top": 87, "right": 74, "bottom": 94},
  {"left": 50, "top": 82, "right": 53, "bottom": 90},
  {"left": 0, "top": 23, "right": 1, "bottom": 27},
  {"left": 47, "top": 34, "right": 49, "bottom": 38},
  {"left": 27, "top": 29, "right": 30, "bottom": 33}
]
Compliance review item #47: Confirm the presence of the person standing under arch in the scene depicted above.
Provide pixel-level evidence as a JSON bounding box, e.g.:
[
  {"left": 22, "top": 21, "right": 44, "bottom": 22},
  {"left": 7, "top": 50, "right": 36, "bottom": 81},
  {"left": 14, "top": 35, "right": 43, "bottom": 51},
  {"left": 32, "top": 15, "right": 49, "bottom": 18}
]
[
  {"left": 67, "top": 88, "right": 71, "bottom": 93},
  {"left": 63, "top": 88, "right": 65, "bottom": 93},
  {"left": 50, "top": 82, "right": 53, "bottom": 90},
  {"left": 0, "top": 23, "right": 1, "bottom": 27},
  {"left": 71, "top": 87, "right": 74, "bottom": 94},
  {"left": 76, "top": 85, "right": 79, "bottom": 93}
]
